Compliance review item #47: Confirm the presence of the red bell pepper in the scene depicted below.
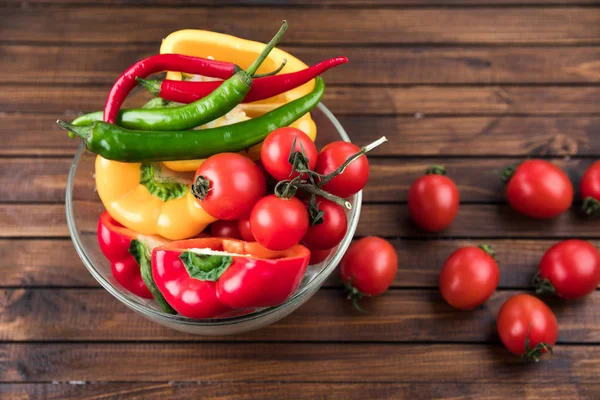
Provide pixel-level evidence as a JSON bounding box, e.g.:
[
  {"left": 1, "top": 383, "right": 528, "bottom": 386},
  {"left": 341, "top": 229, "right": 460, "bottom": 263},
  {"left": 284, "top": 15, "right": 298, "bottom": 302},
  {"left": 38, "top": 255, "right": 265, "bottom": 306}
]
[
  {"left": 97, "top": 211, "right": 175, "bottom": 313},
  {"left": 152, "top": 238, "right": 311, "bottom": 319}
]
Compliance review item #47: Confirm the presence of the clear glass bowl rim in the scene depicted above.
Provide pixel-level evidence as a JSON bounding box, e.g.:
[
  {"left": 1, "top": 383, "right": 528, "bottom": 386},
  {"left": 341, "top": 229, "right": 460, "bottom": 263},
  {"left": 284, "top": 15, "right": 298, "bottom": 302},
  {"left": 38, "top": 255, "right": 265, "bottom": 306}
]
[{"left": 65, "top": 102, "right": 362, "bottom": 327}]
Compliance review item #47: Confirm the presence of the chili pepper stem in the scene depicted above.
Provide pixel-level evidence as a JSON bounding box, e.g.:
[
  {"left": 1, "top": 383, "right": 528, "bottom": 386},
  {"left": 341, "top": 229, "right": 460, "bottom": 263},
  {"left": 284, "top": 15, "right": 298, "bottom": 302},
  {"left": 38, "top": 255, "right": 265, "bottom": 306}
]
[
  {"left": 136, "top": 77, "right": 161, "bottom": 96},
  {"left": 318, "top": 136, "right": 388, "bottom": 188},
  {"left": 245, "top": 21, "right": 288, "bottom": 77},
  {"left": 57, "top": 120, "right": 91, "bottom": 141},
  {"left": 254, "top": 58, "right": 287, "bottom": 78}
]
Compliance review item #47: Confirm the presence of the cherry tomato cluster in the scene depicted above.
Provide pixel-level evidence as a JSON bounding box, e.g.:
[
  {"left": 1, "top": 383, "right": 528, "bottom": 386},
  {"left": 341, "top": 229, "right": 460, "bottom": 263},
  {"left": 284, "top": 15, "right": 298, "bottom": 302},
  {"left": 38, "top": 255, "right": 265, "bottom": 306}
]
[
  {"left": 406, "top": 161, "right": 600, "bottom": 361},
  {"left": 192, "top": 127, "right": 385, "bottom": 255}
]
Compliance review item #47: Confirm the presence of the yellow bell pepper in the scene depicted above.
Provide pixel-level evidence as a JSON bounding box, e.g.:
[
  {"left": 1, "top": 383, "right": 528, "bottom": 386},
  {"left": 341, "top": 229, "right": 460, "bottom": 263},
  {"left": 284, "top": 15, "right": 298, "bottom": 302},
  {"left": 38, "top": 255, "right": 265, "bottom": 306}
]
[
  {"left": 160, "top": 29, "right": 317, "bottom": 172},
  {"left": 95, "top": 156, "right": 216, "bottom": 240}
]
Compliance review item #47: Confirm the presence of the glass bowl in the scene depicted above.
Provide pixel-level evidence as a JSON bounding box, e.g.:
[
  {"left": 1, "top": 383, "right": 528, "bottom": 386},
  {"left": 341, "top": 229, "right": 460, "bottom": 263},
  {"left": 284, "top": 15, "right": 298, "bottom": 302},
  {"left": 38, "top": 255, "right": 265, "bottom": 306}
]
[{"left": 66, "top": 103, "right": 361, "bottom": 335}]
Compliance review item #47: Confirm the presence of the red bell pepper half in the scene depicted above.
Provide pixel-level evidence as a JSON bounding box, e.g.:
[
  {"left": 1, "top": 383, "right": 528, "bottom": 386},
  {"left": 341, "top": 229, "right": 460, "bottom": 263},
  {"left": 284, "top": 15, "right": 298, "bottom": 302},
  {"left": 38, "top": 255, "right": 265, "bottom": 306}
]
[
  {"left": 97, "top": 211, "right": 175, "bottom": 314},
  {"left": 152, "top": 238, "right": 311, "bottom": 319}
]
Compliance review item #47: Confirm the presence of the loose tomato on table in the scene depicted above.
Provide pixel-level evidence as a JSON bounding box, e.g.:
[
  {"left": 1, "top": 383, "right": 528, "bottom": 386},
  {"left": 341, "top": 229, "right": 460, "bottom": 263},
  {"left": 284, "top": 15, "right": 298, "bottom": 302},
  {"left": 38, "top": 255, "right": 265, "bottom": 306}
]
[
  {"left": 209, "top": 220, "right": 242, "bottom": 240},
  {"left": 340, "top": 237, "right": 398, "bottom": 309},
  {"left": 191, "top": 153, "right": 266, "bottom": 220},
  {"left": 534, "top": 239, "right": 600, "bottom": 300},
  {"left": 439, "top": 245, "right": 499, "bottom": 310},
  {"left": 497, "top": 294, "right": 558, "bottom": 362},
  {"left": 261, "top": 127, "right": 318, "bottom": 181},
  {"left": 504, "top": 160, "right": 573, "bottom": 219},
  {"left": 250, "top": 195, "right": 309, "bottom": 251},
  {"left": 581, "top": 161, "right": 600, "bottom": 217},
  {"left": 408, "top": 165, "right": 459, "bottom": 232},
  {"left": 302, "top": 198, "right": 348, "bottom": 251},
  {"left": 152, "top": 237, "right": 310, "bottom": 318},
  {"left": 97, "top": 211, "right": 175, "bottom": 313}
]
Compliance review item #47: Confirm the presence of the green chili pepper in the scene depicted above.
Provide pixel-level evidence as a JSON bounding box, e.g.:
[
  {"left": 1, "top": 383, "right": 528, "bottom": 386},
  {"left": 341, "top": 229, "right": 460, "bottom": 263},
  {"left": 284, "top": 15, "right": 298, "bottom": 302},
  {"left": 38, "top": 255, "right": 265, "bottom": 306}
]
[
  {"left": 57, "top": 77, "right": 325, "bottom": 163},
  {"left": 91, "top": 21, "right": 286, "bottom": 132}
]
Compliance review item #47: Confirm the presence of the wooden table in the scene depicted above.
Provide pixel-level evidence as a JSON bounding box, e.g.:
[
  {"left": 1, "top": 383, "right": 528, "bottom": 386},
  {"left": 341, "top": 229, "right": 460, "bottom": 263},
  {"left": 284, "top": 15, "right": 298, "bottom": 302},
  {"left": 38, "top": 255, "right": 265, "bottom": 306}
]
[{"left": 2, "top": 1, "right": 600, "bottom": 399}]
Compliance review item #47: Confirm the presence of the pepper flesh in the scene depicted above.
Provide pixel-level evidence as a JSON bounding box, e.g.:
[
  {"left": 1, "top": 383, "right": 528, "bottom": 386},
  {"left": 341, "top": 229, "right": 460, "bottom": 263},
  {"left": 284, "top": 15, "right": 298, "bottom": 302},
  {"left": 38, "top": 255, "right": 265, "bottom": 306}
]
[
  {"left": 95, "top": 156, "right": 217, "bottom": 240},
  {"left": 152, "top": 238, "right": 310, "bottom": 318},
  {"left": 97, "top": 211, "right": 167, "bottom": 299},
  {"left": 59, "top": 77, "right": 325, "bottom": 163},
  {"left": 103, "top": 54, "right": 237, "bottom": 124},
  {"left": 139, "top": 56, "right": 347, "bottom": 104}
]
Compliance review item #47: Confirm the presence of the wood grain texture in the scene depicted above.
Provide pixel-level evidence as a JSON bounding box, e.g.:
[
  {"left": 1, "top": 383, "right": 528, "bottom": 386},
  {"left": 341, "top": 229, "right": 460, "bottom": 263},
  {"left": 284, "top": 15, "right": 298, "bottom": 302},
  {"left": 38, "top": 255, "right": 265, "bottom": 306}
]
[
  {"left": 1, "top": 8, "right": 599, "bottom": 45},
  {"left": 6, "top": 0, "right": 600, "bottom": 5},
  {"left": 2, "top": 342, "right": 599, "bottom": 383},
  {"left": 1, "top": 382, "right": 598, "bottom": 400},
  {"left": 3, "top": 202, "right": 596, "bottom": 238},
  {"left": 4, "top": 238, "right": 593, "bottom": 288},
  {"left": 5, "top": 157, "right": 596, "bottom": 203},
  {"left": 3, "top": 114, "right": 599, "bottom": 157},
  {"left": 4, "top": 45, "right": 600, "bottom": 85},
  {"left": 4, "top": 85, "right": 600, "bottom": 115},
  {"left": 1, "top": 289, "right": 598, "bottom": 342}
]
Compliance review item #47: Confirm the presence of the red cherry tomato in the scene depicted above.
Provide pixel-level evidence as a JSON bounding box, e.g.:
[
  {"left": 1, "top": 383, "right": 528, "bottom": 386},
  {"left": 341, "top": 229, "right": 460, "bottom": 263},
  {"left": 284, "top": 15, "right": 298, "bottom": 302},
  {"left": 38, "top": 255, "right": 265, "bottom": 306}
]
[
  {"left": 439, "top": 245, "right": 499, "bottom": 310},
  {"left": 309, "top": 248, "right": 332, "bottom": 265},
  {"left": 581, "top": 161, "right": 600, "bottom": 217},
  {"left": 260, "top": 127, "right": 318, "bottom": 181},
  {"left": 302, "top": 198, "right": 348, "bottom": 250},
  {"left": 408, "top": 166, "right": 459, "bottom": 232},
  {"left": 340, "top": 237, "right": 397, "bottom": 297},
  {"left": 315, "top": 141, "right": 368, "bottom": 199},
  {"left": 192, "top": 153, "right": 266, "bottom": 220},
  {"left": 535, "top": 239, "right": 600, "bottom": 300},
  {"left": 250, "top": 195, "right": 309, "bottom": 251},
  {"left": 209, "top": 220, "right": 242, "bottom": 239},
  {"left": 497, "top": 294, "right": 558, "bottom": 361},
  {"left": 505, "top": 160, "right": 573, "bottom": 219},
  {"left": 237, "top": 215, "right": 256, "bottom": 242}
]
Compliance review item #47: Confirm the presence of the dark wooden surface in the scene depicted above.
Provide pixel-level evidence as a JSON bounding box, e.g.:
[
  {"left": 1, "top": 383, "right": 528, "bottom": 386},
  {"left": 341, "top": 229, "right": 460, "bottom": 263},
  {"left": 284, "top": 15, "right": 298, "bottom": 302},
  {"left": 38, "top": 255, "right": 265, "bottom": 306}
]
[{"left": 1, "top": 1, "right": 599, "bottom": 399}]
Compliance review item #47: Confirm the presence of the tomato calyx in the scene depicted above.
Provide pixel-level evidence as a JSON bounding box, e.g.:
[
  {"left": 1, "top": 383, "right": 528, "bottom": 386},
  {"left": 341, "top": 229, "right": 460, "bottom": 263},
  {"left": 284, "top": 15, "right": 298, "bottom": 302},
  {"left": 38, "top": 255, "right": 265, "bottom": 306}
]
[
  {"left": 190, "top": 175, "right": 212, "bottom": 201},
  {"left": 522, "top": 329, "right": 554, "bottom": 362},
  {"left": 500, "top": 164, "right": 519, "bottom": 183},
  {"left": 343, "top": 278, "right": 369, "bottom": 313},
  {"left": 582, "top": 196, "right": 600, "bottom": 217},
  {"left": 532, "top": 273, "right": 556, "bottom": 296},
  {"left": 478, "top": 244, "right": 496, "bottom": 259},
  {"left": 306, "top": 195, "right": 325, "bottom": 226},
  {"left": 425, "top": 165, "right": 447, "bottom": 176}
]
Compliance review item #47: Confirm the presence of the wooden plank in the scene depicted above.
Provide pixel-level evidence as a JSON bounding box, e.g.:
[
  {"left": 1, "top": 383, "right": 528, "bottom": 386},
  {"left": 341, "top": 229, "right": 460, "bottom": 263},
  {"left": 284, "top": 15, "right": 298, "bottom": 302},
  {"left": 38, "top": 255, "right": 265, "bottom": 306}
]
[
  {"left": 3, "top": 85, "right": 600, "bottom": 115},
  {"left": 4, "top": 45, "right": 600, "bottom": 85},
  {"left": 1, "top": 383, "right": 598, "bottom": 400},
  {"left": 3, "top": 114, "right": 599, "bottom": 157},
  {"left": 2, "top": 203, "right": 597, "bottom": 238},
  {"left": 1, "top": 289, "right": 598, "bottom": 342},
  {"left": 1, "top": 8, "right": 599, "bottom": 45},
  {"left": 4, "top": 238, "right": 594, "bottom": 288},
  {"left": 1, "top": 342, "right": 599, "bottom": 382},
  {"left": 6, "top": 0, "right": 600, "bottom": 5},
  {"left": 4, "top": 157, "right": 595, "bottom": 203}
]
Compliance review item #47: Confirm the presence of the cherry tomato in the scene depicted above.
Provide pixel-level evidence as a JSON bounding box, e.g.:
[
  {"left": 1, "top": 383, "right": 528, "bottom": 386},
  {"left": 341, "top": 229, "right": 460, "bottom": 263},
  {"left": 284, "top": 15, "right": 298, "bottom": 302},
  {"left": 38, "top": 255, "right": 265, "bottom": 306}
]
[
  {"left": 340, "top": 237, "right": 397, "bottom": 297},
  {"left": 581, "top": 161, "right": 600, "bottom": 217},
  {"left": 439, "top": 245, "right": 499, "bottom": 310},
  {"left": 309, "top": 248, "right": 332, "bottom": 265},
  {"left": 302, "top": 198, "right": 348, "bottom": 251},
  {"left": 535, "top": 239, "right": 600, "bottom": 300},
  {"left": 315, "top": 141, "right": 368, "bottom": 199},
  {"left": 505, "top": 160, "right": 573, "bottom": 219},
  {"left": 261, "top": 127, "right": 318, "bottom": 181},
  {"left": 250, "top": 195, "right": 309, "bottom": 251},
  {"left": 237, "top": 215, "right": 256, "bottom": 242},
  {"left": 192, "top": 153, "right": 266, "bottom": 220},
  {"left": 497, "top": 294, "right": 558, "bottom": 361},
  {"left": 209, "top": 220, "right": 242, "bottom": 240},
  {"left": 408, "top": 166, "right": 459, "bottom": 232}
]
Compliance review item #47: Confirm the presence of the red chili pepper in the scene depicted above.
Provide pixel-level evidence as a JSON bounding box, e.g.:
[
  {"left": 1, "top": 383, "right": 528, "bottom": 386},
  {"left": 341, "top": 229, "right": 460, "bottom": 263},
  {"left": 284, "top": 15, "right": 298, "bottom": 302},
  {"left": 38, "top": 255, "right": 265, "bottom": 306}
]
[
  {"left": 152, "top": 238, "right": 310, "bottom": 319},
  {"left": 137, "top": 56, "right": 348, "bottom": 104},
  {"left": 103, "top": 54, "right": 239, "bottom": 123}
]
